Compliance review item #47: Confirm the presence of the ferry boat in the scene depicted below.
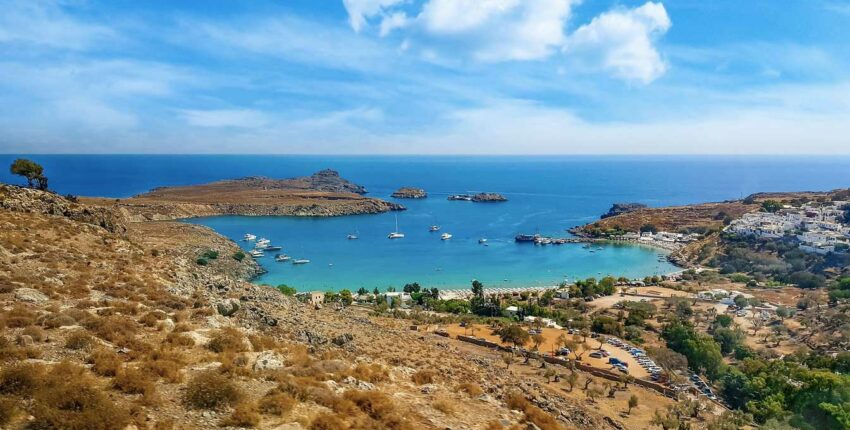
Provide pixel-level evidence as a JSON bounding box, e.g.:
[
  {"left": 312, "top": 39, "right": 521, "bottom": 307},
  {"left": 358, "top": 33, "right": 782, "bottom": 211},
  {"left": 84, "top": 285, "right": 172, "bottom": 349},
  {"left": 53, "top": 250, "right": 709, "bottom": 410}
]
[
  {"left": 249, "top": 250, "right": 264, "bottom": 258},
  {"left": 429, "top": 225, "right": 440, "bottom": 232},
  {"left": 292, "top": 259, "right": 310, "bottom": 265},
  {"left": 243, "top": 233, "right": 257, "bottom": 241},
  {"left": 274, "top": 254, "right": 290, "bottom": 262},
  {"left": 441, "top": 233, "right": 452, "bottom": 240},
  {"left": 387, "top": 215, "right": 404, "bottom": 239}
]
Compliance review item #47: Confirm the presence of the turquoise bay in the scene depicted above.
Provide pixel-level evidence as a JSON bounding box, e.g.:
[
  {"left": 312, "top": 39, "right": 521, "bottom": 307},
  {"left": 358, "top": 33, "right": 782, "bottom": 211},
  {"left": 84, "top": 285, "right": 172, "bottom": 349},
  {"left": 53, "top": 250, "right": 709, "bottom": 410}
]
[{"left": 5, "top": 155, "right": 850, "bottom": 291}]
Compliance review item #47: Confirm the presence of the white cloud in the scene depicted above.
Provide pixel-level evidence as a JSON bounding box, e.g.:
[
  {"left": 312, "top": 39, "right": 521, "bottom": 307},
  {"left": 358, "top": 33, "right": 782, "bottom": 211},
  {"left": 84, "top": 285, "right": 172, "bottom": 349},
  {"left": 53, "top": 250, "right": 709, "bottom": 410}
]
[
  {"left": 0, "top": 0, "right": 115, "bottom": 50},
  {"left": 342, "top": 0, "right": 404, "bottom": 32},
  {"left": 379, "top": 12, "right": 408, "bottom": 37},
  {"left": 408, "top": 0, "right": 574, "bottom": 61},
  {"left": 181, "top": 109, "right": 269, "bottom": 128},
  {"left": 564, "top": 2, "right": 671, "bottom": 84}
]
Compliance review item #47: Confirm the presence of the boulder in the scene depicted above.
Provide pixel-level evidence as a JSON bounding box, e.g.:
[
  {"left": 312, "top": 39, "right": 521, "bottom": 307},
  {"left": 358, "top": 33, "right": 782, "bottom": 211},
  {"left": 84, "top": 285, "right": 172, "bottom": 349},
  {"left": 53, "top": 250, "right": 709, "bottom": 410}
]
[
  {"left": 253, "top": 351, "right": 285, "bottom": 371},
  {"left": 216, "top": 299, "right": 240, "bottom": 317},
  {"left": 332, "top": 333, "right": 354, "bottom": 346},
  {"left": 14, "top": 288, "right": 48, "bottom": 303}
]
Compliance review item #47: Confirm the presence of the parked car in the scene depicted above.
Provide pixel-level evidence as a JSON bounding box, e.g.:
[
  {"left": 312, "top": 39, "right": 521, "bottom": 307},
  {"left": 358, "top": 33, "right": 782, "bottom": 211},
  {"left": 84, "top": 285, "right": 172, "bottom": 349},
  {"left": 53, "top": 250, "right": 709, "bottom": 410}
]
[{"left": 589, "top": 351, "right": 603, "bottom": 359}]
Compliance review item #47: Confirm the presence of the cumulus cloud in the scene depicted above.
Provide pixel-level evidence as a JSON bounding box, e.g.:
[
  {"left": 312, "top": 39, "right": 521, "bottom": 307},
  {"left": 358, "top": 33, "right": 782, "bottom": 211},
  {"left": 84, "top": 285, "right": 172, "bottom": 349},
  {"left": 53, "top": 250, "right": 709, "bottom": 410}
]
[
  {"left": 342, "top": 0, "right": 671, "bottom": 81},
  {"left": 563, "top": 2, "right": 671, "bottom": 83}
]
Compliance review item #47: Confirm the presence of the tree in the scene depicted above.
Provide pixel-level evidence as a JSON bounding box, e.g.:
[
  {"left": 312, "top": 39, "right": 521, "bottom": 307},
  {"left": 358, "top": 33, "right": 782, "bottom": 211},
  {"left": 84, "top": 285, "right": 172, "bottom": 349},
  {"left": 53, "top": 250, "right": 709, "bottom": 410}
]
[
  {"left": 339, "top": 289, "right": 353, "bottom": 306},
  {"left": 761, "top": 200, "right": 781, "bottom": 213},
  {"left": 627, "top": 395, "right": 639, "bottom": 415},
  {"left": 498, "top": 324, "right": 530, "bottom": 348},
  {"left": 403, "top": 282, "right": 421, "bottom": 293},
  {"left": 373, "top": 287, "right": 380, "bottom": 295},
  {"left": 531, "top": 333, "right": 545, "bottom": 351},
  {"left": 565, "top": 371, "right": 578, "bottom": 392},
  {"left": 277, "top": 284, "right": 296, "bottom": 296},
  {"left": 357, "top": 287, "right": 368, "bottom": 296},
  {"left": 10, "top": 158, "right": 48, "bottom": 190},
  {"left": 502, "top": 352, "right": 514, "bottom": 369}
]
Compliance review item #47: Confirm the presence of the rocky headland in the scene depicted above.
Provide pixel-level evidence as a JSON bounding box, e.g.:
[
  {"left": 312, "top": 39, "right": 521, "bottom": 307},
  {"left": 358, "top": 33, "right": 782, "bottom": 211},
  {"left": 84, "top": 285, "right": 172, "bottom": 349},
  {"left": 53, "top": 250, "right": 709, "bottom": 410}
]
[
  {"left": 600, "top": 202, "right": 647, "bottom": 219},
  {"left": 391, "top": 187, "right": 427, "bottom": 199},
  {"left": 82, "top": 169, "right": 405, "bottom": 221}
]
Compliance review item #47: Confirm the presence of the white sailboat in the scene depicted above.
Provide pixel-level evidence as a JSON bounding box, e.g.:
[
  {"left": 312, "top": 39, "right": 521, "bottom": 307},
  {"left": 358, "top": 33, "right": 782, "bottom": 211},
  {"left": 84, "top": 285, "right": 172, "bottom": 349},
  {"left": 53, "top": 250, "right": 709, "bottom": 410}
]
[
  {"left": 387, "top": 214, "right": 404, "bottom": 239},
  {"left": 429, "top": 225, "right": 440, "bottom": 232},
  {"left": 441, "top": 233, "right": 452, "bottom": 240}
]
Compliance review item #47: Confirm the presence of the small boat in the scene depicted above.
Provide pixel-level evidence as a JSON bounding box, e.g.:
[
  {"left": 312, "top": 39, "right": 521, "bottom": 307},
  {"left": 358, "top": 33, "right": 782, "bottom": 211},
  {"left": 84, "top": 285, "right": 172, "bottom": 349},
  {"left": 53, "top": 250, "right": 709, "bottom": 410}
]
[
  {"left": 429, "top": 225, "right": 440, "bottom": 232},
  {"left": 243, "top": 234, "right": 256, "bottom": 241},
  {"left": 249, "top": 250, "right": 264, "bottom": 257},
  {"left": 292, "top": 259, "right": 310, "bottom": 265},
  {"left": 388, "top": 214, "right": 404, "bottom": 239},
  {"left": 347, "top": 234, "right": 358, "bottom": 240},
  {"left": 479, "top": 238, "right": 488, "bottom": 244},
  {"left": 256, "top": 239, "right": 270, "bottom": 246},
  {"left": 274, "top": 254, "right": 290, "bottom": 262},
  {"left": 263, "top": 245, "right": 282, "bottom": 251},
  {"left": 441, "top": 233, "right": 452, "bottom": 240}
]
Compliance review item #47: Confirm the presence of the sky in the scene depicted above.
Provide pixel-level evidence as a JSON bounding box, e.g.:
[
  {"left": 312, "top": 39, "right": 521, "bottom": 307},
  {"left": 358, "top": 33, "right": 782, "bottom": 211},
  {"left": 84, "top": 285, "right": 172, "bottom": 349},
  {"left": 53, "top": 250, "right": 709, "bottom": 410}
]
[{"left": 1, "top": 0, "right": 849, "bottom": 154}]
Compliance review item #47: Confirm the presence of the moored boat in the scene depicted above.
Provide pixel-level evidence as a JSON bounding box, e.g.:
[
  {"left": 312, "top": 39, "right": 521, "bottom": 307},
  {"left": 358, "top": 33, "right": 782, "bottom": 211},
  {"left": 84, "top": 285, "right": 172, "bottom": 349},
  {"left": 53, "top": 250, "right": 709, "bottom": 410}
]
[
  {"left": 292, "top": 259, "right": 310, "bottom": 264},
  {"left": 441, "top": 233, "right": 452, "bottom": 240}
]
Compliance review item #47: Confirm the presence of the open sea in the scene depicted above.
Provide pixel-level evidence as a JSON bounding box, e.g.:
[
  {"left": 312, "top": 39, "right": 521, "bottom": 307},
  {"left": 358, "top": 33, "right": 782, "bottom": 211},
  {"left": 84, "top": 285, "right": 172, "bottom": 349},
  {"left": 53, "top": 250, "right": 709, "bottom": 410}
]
[{"left": 2, "top": 155, "right": 848, "bottom": 291}]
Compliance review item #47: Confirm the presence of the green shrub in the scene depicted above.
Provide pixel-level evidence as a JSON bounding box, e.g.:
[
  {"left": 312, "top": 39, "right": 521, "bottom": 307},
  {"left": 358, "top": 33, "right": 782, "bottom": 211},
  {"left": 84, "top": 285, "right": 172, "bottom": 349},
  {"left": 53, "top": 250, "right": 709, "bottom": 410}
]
[
  {"left": 232, "top": 251, "right": 246, "bottom": 262},
  {"left": 196, "top": 258, "right": 208, "bottom": 266},
  {"left": 277, "top": 284, "right": 296, "bottom": 296},
  {"left": 202, "top": 250, "right": 219, "bottom": 260}
]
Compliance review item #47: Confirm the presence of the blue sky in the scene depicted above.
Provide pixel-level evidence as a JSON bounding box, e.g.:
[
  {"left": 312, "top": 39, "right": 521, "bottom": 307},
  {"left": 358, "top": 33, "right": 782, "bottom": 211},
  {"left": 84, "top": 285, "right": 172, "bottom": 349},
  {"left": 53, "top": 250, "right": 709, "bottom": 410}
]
[{"left": 1, "top": 0, "right": 849, "bottom": 154}]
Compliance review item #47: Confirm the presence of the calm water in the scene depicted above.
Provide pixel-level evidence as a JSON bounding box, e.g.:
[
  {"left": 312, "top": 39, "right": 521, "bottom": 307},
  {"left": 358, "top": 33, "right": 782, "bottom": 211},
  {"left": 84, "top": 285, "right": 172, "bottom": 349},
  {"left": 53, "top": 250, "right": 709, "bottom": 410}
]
[{"left": 2, "top": 155, "right": 848, "bottom": 290}]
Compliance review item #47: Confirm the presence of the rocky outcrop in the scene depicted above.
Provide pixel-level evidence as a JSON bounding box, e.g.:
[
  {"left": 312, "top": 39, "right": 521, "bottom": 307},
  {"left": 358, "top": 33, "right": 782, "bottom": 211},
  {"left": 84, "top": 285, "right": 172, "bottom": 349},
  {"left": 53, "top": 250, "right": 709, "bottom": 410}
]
[
  {"left": 472, "top": 192, "right": 507, "bottom": 202},
  {"left": 303, "top": 169, "right": 367, "bottom": 194},
  {"left": 0, "top": 184, "right": 128, "bottom": 234},
  {"left": 391, "top": 187, "right": 427, "bottom": 199},
  {"left": 601, "top": 203, "right": 648, "bottom": 219}
]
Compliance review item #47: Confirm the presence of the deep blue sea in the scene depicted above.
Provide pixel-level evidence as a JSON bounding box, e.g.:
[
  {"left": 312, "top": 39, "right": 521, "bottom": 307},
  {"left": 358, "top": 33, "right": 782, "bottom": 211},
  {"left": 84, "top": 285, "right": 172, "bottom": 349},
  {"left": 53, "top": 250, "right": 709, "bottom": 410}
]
[{"left": 2, "top": 155, "right": 848, "bottom": 291}]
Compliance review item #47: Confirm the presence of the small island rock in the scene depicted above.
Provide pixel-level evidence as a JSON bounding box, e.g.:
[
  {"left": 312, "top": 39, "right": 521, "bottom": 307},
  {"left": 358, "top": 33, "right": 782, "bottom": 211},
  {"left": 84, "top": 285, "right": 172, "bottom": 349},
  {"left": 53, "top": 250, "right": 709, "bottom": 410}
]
[{"left": 391, "top": 187, "right": 428, "bottom": 199}]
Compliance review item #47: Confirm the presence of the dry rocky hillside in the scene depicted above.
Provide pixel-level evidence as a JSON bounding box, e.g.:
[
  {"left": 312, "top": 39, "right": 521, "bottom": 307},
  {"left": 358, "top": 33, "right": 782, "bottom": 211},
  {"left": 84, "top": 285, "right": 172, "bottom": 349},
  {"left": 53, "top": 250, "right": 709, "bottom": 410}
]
[
  {"left": 80, "top": 170, "right": 404, "bottom": 221},
  {"left": 0, "top": 184, "right": 676, "bottom": 430}
]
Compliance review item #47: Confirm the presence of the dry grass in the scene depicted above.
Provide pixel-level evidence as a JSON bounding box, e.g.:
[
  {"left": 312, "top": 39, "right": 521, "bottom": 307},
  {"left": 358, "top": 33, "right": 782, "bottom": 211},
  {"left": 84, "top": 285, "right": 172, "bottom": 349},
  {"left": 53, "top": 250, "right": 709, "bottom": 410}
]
[
  {"left": 411, "top": 369, "right": 438, "bottom": 385},
  {"left": 0, "top": 362, "right": 45, "bottom": 396},
  {"left": 457, "top": 382, "right": 484, "bottom": 397},
  {"left": 183, "top": 371, "right": 242, "bottom": 410},
  {"left": 0, "top": 397, "right": 16, "bottom": 427},
  {"left": 504, "top": 391, "right": 565, "bottom": 430},
  {"left": 347, "top": 362, "right": 389, "bottom": 384},
  {"left": 222, "top": 402, "right": 261, "bottom": 428},
  {"left": 433, "top": 396, "right": 456, "bottom": 415},
  {"left": 113, "top": 367, "right": 157, "bottom": 400},
  {"left": 207, "top": 327, "right": 248, "bottom": 353},
  {"left": 88, "top": 348, "right": 123, "bottom": 376},
  {"left": 30, "top": 361, "right": 131, "bottom": 430},
  {"left": 64, "top": 330, "right": 94, "bottom": 350},
  {"left": 258, "top": 391, "right": 297, "bottom": 416},
  {"left": 309, "top": 413, "right": 348, "bottom": 430}
]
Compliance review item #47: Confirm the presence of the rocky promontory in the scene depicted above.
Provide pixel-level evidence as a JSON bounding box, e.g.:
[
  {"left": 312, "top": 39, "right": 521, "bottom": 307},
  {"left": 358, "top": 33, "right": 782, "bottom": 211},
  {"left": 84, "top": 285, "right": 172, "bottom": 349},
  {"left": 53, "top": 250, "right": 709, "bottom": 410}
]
[
  {"left": 82, "top": 169, "right": 404, "bottom": 221},
  {"left": 391, "top": 187, "right": 427, "bottom": 199},
  {"left": 600, "top": 202, "right": 647, "bottom": 219}
]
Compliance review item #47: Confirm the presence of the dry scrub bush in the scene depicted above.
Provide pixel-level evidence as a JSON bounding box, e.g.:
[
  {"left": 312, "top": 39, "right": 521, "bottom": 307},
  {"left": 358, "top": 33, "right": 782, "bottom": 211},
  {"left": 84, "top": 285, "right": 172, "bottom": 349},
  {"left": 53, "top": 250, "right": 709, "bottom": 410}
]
[
  {"left": 258, "top": 390, "right": 296, "bottom": 416},
  {"left": 309, "top": 413, "right": 348, "bottom": 430},
  {"left": 2, "top": 306, "right": 36, "bottom": 328},
  {"left": 113, "top": 367, "right": 157, "bottom": 401},
  {"left": 222, "top": 402, "right": 261, "bottom": 428},
  {"left": 248, "top": 334, "right": 278, "bottom": 351},
  {"left": 433, "top": 396, "right": 456, "bottom": 415},
  {"left": 219, "top": 352, "right": 253, "bottom": 377},
  {"left": 457, "top": 382, "right": 484, "bottom": 397},
  {"left": 64, "top": 330, "right": 94, "bottom": 350},
  {"left": 207, "top": 327, "right": 248, "bottom": 353},
  {"left": 30, "top": 361, "right": 131, "bottom": 430},
  {"left": 504, "top": 391, "right": 565, "bottom": 430},
  {"left": 411, "top": 369, "right": 438, "bottom": 385},
  {"left": 141, "top": 348, "right": 185, "bottom": 382},
  {"left": 41, "top": 313, "right": 77, "bottom": 329},
  {"left": 21, "top": 325, "right": 46, "bottom": 342},
  {"left": 88, "top": 348, "right": 122, "bottom": 376},
  {"left": 343, "top": 390, "right": 415, "bottom": 429},
  {"left": 165, "top": 331, "right": 195, "bottom": 347},
  {"left": 0, "top": 362, "right": 45, "bottom": 396},
  {"left": 0, "top": 397, "right": 16, "bottom": 427},
  {"left": 347, "top": 363, "right": 389, "bottom": 384},
  {"left": 183, "top": 371, "right": 242, "bottom": 410}
]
